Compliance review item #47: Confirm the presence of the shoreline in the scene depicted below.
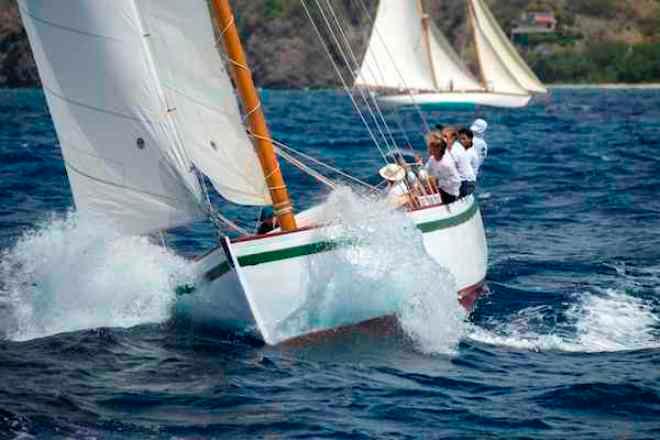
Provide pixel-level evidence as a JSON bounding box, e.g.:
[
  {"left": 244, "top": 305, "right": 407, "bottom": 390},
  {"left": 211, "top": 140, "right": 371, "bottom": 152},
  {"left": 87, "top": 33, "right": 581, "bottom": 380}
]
[
  {"left": 549, "top": 83, "right": 660, "bottom": 90},
  {"left": 3, "top": 83, "right": 660, "bottom": 92}
]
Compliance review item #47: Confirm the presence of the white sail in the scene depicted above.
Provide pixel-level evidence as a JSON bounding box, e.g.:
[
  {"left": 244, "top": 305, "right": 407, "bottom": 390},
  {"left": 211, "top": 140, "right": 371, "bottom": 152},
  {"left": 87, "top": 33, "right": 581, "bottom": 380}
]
[
  {"left": 469, "top": 4, "right": 529, "bottom": 96},
  {"left": 18, "top": 0, "right": 209, "bottom": 235},
  {"left": 355, "top": 0, "right": 436, "bottom": 91},
  {"left": 470, "top": 0, "right": 547, "bottom": 94},
  {"left": 137, "top": 0, "right": 271, "bottom": 206},
  {"left": 427, "top": 22, "right": 482, "bottom": 92}
]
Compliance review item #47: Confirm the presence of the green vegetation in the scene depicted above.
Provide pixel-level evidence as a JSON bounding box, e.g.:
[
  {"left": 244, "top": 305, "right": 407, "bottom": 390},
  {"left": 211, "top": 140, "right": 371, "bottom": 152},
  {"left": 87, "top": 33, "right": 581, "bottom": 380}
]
[
  {"left": 530, "top": 42, "right": 660, "bottom": 83},
  {"left": 1, "top": 0, "right": 659, "bottom": 87}
]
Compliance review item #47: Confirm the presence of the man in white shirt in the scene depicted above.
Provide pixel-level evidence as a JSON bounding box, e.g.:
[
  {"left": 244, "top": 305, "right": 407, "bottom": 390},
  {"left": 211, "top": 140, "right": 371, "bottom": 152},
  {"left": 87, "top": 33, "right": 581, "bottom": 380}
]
[
  {"left": 470, "top": 118, "right": 488, "bottom": 170},
  {"left": 458, "top": 127, "right": 481, "bottom": 176},
  {"left": 424, "top": 135, "right": 460, "bottom": 204},
  {"left": 442, "top": 127, "right": 476, "bottom": 197}
]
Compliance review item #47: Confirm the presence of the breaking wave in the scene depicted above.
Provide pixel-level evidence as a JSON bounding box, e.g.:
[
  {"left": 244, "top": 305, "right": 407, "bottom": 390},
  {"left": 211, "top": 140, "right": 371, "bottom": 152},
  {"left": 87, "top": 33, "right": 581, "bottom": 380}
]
[
  {"left": 0, "top": 212, "right": 194, "bottom": 342},
  {"left": 273, "top": 187, "right": 467, "bottom": 354}
]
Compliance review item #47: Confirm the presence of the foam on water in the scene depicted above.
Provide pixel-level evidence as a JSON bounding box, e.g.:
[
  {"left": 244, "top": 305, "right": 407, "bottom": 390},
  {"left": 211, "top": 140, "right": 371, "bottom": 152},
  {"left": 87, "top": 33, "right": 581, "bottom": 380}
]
[
  {"left": 0, "top": 212, "right": 194, "bottom": 342},
  {"left": 468, "top": 288, "right": 660, "bottom": 352},
  {"left": 273, "top": 187, "right": 467, "bottom": 354}
]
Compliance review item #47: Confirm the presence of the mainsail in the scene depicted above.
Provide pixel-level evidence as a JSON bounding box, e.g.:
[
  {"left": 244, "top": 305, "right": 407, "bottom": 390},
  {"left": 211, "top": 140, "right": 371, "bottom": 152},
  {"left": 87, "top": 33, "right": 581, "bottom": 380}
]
[
  {"left": 356, "top": 0, "right": 481, "bottom": 92},
  {"left": 18, "top": 0, "right": 270, "bottom": 236},
  {"left": 469, "top": 0, "right": 547, "bottom": 94},
  {"left": 356, "top": 0, "right": 436, "bottom": 91}
]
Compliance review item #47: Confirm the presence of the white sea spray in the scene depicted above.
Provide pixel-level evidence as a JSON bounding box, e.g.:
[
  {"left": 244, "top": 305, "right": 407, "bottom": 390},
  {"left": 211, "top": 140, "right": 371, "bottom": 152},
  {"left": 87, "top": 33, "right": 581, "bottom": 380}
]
[
  {"left": 273, "top": 187, "right": 466, "bottom": 354},
  {"left": 468, "top": 288, "right": 660, "bottom": 353},
  {"left": 0, "top": 212, "right": 194, "bottom": 341}
]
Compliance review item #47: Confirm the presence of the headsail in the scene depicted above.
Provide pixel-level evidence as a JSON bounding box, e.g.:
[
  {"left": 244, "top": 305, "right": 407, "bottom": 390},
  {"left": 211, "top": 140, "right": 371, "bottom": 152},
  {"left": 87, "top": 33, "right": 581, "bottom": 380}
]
[
  {"left": 18, "top": 0, "right": 207, "bottom": 235},
  {"left": 469, "top": 0, "right": 547, "bottom": 94},
  {"left": 137, "top": 0, "right": 272, "bottom": 206}
]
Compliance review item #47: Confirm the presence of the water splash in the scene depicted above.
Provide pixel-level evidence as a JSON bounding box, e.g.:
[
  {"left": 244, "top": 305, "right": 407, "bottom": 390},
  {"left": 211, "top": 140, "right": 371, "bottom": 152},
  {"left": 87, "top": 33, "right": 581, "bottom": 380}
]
[
  {"left": 0, "top": 212, "right": 194, "bottom": 341},
  {"left": 274, "top": 187, "right": 466, "bottom": 354},
  {"left": 468, "top": 289, "right": 660, "bottom": 352}
]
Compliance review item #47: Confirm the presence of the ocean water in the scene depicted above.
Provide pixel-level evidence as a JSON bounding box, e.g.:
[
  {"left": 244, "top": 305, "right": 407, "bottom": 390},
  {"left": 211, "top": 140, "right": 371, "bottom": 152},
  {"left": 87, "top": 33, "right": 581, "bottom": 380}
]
[{"left": 0, "top": 87, "right": 659, "bottom": 438}]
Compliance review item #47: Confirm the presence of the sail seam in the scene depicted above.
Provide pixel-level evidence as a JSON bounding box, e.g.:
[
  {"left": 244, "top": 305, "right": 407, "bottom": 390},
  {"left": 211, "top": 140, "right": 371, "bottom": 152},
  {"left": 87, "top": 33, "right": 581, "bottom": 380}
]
[
  {"left": 42, "top": 86, "right": 159, "bottom": 124},
  {"left": 18, "top": 6, "right": 123, "bottom": 42},
  {"left": 65, "top": 161, "right": 194, "bottom": 205}
]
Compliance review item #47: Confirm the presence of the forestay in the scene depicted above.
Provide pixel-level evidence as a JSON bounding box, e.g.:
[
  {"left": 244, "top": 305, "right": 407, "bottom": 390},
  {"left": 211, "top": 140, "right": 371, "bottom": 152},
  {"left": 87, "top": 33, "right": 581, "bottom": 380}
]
[
  {"left": 469, "top": 0, "right": 547, "bottom": 94},
  {"left": 137, "top": 0, "right": 271, "bottom": 206}
]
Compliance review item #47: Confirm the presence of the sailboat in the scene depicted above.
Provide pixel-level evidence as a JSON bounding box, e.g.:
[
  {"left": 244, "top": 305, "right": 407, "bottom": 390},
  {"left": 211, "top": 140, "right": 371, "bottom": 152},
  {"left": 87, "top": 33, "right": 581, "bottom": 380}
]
[
  {"left": 18, "top": 0, "right": 487, "bottom": 345},
  {"left": 355, "top": 0, "right": 548, "bottom": 108}
]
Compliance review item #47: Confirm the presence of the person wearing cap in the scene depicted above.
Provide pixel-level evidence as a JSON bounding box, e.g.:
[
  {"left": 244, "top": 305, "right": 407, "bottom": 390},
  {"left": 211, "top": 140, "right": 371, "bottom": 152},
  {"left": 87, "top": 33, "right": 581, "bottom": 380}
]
[
  {"left": 443, "top": 127, "right": 476, "bottom": 198},
  {"left": 424, "top": 135, "right": 460, "bottom": 204},
  {"left": 470, "top": 118, "right": 488, "bottom": 171},
  {"left": 379, "top": 163, "right": 410, "bottom": 208}
]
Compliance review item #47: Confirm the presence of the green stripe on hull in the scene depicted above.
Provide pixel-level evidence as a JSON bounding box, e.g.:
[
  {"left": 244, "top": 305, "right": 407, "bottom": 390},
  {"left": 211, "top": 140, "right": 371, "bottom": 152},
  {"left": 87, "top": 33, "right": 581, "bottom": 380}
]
[
  {"left": 416, "top": 200, "right": 479, "bottom": 233},
  {"left": 201, "top": 200, "right": 479, "bottom": 282}
]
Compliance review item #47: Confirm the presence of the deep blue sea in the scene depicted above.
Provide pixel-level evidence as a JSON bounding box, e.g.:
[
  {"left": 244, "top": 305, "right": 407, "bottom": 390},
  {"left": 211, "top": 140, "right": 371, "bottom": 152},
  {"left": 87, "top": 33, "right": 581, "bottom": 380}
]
[{"left": 1, "top": 87, "right": 659, "bottom": 439}]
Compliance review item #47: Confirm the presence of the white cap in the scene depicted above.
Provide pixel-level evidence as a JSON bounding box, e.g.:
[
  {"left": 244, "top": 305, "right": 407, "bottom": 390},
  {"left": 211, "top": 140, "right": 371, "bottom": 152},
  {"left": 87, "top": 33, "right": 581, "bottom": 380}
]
[
  {"left": 470, "top": 119, "right": 488, "bottom": 135},
  {"left": 379, "top": 164, "right": 405, "bottom": 182}
]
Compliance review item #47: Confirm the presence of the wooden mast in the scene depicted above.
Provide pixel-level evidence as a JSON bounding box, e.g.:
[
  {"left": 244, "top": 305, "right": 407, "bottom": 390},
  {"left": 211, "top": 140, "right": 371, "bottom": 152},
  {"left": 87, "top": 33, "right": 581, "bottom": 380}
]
[
  {"left": 417, "top": 0, "right": 439, "bottom": 90},
  {"left": 210, "top": 0, "right": 297, "bottom": 231},
  {"left": 467, "top": 0, "right": 488, "bottom": 91}
]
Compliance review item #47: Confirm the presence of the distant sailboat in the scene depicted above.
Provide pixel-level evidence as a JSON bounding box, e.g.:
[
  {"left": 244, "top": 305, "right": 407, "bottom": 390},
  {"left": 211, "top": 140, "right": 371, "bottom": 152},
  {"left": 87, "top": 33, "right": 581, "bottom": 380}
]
[
  {"left": 19, "top": 0, "right": 487, "bottom": 345},
  {"left": 355, "top": 0, "right": 548, "bottom": 108}
]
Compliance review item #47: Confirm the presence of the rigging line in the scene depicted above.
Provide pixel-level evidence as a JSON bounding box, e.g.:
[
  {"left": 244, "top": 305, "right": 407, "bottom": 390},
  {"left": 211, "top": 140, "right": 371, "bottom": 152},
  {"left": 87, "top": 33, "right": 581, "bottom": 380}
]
[
  {"left": 355, "top": 0, "right": 431, "bottom": 133},
  {"left": 319, "top": 0, "right": 401, "bottom": 157},
  {"left": 299, "top": 0, "right": 388, "bottom": 162},
  {"left": 312, "top": 0, "right": 397, "bottom": 158},
  {"left": 276, "top": 148, "right": 337, "bottom": 189},
  {"left": 267, "top": 135, "right": 378, "bottom": 190}
]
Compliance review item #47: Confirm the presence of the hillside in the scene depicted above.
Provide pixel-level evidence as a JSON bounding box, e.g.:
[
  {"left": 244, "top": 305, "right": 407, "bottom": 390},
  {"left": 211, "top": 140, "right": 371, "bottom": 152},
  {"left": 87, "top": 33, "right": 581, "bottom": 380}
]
[{"left": 1, "top": 0, "right": 659, "bottom": 88}]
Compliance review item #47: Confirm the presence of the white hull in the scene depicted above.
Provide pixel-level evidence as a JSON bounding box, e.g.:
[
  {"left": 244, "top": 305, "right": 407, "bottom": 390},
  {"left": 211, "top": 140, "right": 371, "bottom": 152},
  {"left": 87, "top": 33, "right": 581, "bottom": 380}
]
[
  {"left": 378, "top": 91, "right": 532, "bottom": 108},
  {"left": 178, "top": 196, "right": 487, "bottom": 345}
]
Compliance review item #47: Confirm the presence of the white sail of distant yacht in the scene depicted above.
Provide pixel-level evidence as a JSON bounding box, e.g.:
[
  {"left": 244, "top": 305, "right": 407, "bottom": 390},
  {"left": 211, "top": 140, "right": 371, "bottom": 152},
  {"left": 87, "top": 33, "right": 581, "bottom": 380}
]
[
  {"left": 19, "top": 0, "right": 488, "bottom": 345},
  {"left": 356, "top": 0, "right": 547, "bottom": 108}
]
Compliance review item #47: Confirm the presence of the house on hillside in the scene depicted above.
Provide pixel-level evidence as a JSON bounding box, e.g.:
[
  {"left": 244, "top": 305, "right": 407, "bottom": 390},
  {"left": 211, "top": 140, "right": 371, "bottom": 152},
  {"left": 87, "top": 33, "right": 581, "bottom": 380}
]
[{"left": 511, "top": 11, "right": 558, "bottom": 45}]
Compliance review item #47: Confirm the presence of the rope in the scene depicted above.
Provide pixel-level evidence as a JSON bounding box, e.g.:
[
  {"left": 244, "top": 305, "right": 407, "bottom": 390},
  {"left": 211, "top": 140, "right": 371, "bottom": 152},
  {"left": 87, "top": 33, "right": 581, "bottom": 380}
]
[
  {"left": 319, "top": 0, "right": 401, "bottom": 157},
  {"left": 274, "top": 139, "right": 377, "bottom": 190},
  {"left": 249, "top": 131, "right": 377, "bottom": 190},
  {"left": 299, "top": 0, "right": 389, "bottom": 162},
  {"left": 276, "top": 148, "right": 337, "bottom": 189}
]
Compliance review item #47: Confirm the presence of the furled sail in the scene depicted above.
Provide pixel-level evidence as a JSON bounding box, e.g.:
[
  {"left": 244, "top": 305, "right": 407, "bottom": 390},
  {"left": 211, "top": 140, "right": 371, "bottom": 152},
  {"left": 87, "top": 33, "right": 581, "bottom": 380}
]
[
  {"left": 469, "top": 0, "right": 547, "bottom": 94},
  {"left": 136, "top": 0, "right": 271, "bottom": 206},
  {"left": 18, "top": 0, "right": 207, "bottom": 235},
  {"left": 355, "top": 0, "right": 437, "bottom": 91}
]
